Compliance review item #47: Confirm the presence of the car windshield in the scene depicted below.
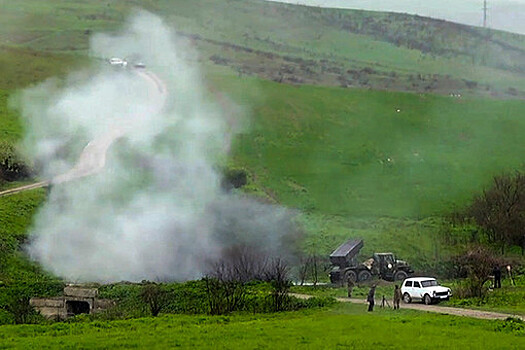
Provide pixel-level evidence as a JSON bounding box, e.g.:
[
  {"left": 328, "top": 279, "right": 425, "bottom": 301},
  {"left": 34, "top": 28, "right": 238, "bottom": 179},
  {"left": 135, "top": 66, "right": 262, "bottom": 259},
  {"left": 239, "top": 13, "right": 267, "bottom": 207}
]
[{"left": 421, "top": 280, "right": 438, "bottom": 287}]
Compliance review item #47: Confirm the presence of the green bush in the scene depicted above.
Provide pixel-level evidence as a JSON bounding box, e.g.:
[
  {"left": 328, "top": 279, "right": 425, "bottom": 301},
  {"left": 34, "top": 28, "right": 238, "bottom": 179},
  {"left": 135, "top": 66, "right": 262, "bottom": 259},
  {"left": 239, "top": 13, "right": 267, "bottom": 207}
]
[
  {"left": 0, "top": 282, "right": 63, "bottom": 325},
  {"left": 495, "top": 318, "right": 525, "bottom": 335}
]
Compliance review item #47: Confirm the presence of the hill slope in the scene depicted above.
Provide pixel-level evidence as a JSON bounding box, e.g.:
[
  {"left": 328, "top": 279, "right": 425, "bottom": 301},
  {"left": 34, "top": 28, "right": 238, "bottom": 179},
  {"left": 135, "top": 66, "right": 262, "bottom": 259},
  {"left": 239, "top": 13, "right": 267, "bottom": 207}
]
[
  {"left": 1, "top": 0, "right": 525, "bottom": 97},
  {"left": 0, "top": 0, "right": 524, "bottom": 276}
]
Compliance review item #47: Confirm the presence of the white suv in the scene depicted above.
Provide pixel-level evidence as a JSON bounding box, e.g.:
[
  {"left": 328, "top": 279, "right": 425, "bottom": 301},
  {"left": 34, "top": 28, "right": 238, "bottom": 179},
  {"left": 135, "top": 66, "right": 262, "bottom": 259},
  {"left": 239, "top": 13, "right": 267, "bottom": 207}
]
[{"left": 401, "top": 277, "right": 451, "bottom": 305}]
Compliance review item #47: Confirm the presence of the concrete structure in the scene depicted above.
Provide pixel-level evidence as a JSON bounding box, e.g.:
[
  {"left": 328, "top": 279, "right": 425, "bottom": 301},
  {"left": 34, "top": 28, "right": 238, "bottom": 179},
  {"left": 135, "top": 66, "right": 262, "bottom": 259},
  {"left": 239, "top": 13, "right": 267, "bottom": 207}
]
[{"left": 30, "top": 286, "right": 114, "bottom": 320}]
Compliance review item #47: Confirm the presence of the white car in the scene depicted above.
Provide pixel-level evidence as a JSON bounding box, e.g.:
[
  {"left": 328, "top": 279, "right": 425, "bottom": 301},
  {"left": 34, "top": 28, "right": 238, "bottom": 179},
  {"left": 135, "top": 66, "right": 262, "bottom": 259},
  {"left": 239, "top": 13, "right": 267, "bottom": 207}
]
[
  {"left": 401, "top": 277, "right": 451, "bottom": 305},
  {"left": 108, "top": 57, "right": 128, "bottom": 67}
]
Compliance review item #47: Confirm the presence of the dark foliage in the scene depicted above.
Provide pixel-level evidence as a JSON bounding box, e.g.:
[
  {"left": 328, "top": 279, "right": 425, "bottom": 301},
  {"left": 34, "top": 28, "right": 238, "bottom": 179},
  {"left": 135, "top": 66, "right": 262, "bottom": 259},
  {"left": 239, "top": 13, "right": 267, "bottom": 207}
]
[
  {"left": 0, "top": 282, "right": 63, "bottom": 325},
  {"left": 453, "top": 245, "right": 500, "bottom": 298},
  {"left": 140, "top": 283, "right": 169, "bottom": 317},
  {"left": 264, "top": 258, "right": 292, "bottom": 312},
  {"left": 467, "top": 172, "right": 525, "bottom": 254}
]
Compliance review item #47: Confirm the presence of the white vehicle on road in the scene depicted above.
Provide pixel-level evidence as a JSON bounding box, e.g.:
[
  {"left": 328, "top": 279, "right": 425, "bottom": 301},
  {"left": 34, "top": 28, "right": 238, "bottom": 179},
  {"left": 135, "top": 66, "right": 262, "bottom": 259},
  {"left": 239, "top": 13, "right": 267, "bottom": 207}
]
[
  {"left": 401, "top": 277, "right": 452, "bottom": 305},
  {"left": 109, "top": 57, "right": 128, "bottom": 67}
]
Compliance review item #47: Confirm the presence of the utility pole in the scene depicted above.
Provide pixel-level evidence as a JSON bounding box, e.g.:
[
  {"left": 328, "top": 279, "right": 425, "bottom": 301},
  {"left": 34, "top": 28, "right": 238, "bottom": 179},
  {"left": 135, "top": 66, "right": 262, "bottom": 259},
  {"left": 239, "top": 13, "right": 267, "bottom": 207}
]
[{"left": 483, "top": 0, "right": 488, "bottom": 28}]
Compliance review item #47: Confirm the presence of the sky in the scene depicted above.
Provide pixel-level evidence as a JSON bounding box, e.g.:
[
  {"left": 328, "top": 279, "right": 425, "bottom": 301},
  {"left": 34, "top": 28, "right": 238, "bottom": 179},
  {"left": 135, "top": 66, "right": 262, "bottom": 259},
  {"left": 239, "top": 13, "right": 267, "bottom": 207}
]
[{"left": 268, "top": 0, "right": 525, "bottom": 35}]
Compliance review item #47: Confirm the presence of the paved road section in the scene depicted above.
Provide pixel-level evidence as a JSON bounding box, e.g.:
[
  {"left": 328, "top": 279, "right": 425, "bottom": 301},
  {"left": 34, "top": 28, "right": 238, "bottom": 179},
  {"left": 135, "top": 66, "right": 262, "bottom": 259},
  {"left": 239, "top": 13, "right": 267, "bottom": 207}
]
[{"left": 291, "top": 293, "right": 525, "bottom": 321}]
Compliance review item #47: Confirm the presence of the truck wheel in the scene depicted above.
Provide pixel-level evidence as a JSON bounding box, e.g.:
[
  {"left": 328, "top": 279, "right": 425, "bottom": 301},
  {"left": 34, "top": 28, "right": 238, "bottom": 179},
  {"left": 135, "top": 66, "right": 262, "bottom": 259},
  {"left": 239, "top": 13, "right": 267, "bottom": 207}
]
[
  {"left": 423, "top": 294, "right": 432, "bottom": 305},
  {"left": 344, "top": 270, "right": 357, "bottom": 284},
  {"left": 394, "top": 271, "right": 408, "bottom": 281},
  {"left": 403, "top": 293, "right": 411, "bottom": 304},
  {"left": 358, "top": 270, "right": 372, "bottom": 282}
]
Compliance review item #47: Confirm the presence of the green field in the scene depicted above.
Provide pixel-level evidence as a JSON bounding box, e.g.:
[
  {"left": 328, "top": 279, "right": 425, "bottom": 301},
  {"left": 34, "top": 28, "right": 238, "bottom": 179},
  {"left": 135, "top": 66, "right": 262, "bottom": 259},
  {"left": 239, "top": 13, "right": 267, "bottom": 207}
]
[
  {"left": 1, "top": 303, "right": 525, "bottom": 349},
  {"left": 0, "top": 0, "right": 525, "bottom": 337}
]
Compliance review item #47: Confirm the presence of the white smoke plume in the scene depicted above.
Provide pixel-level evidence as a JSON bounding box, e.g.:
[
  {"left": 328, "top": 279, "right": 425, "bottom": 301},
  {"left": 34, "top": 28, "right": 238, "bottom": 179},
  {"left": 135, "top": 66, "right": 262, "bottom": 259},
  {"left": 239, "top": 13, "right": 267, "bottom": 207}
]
[{"left": 17, "top": 11, "right": 297, "bottom": 282}]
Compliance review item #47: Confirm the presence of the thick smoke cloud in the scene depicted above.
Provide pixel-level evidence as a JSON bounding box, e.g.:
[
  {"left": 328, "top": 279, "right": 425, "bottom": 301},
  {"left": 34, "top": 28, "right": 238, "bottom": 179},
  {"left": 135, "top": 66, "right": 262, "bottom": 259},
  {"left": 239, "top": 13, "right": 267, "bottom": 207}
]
[{"left": 18, "top": 11, "right": 297, "bottom": 282}]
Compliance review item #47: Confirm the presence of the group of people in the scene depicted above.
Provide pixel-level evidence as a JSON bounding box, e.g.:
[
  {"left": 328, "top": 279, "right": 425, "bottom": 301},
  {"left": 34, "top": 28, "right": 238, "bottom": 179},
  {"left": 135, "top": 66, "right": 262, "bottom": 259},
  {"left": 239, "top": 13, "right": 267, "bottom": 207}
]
[
  {"left": 347, "top": 264, "right": 514, "bottom": 312},
  {"left": 347, "top": 280, "right": 402, "bottom": 311}
]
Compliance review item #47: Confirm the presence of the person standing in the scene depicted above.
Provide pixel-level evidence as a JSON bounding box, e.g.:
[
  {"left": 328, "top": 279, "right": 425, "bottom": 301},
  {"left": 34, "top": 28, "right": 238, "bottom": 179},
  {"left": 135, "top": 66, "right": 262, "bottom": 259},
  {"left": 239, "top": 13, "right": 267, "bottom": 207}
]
[
  {"left": 347, "top": 278, "right": 354, "bottom": 298},
  {"left": 493, "top": 265, "right": 501, "bottom": 289},
  {"left": 393, "top": 284, "right": 402, "bottom": 310},
  {"left": 367, "top": 285, "right": 376, "bottom": 312}
]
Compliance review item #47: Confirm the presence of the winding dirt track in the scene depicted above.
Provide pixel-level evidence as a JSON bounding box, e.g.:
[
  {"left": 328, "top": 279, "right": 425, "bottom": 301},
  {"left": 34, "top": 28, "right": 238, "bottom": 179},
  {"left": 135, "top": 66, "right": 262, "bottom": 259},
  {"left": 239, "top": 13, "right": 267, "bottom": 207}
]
[
  {"left": 291, "top": 293, "right": 524, "bottom": 321},
  {"left": 0, "top": 68, "right": 167, "bottom": 197}
]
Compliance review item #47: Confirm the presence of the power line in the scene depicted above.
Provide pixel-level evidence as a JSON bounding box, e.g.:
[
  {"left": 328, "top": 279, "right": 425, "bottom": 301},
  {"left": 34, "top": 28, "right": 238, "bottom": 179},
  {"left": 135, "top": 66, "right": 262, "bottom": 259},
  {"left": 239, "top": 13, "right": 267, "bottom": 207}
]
[{"left": 483, "top": 0, "right": 488, "bottom": 28}]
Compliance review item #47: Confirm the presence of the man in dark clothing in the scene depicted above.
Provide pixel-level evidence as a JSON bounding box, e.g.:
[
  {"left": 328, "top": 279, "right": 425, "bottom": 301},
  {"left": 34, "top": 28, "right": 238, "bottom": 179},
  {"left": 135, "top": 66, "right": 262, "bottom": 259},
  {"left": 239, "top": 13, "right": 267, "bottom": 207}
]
[
  {"left": 393, "top": 284, "right": 402, "bottom": 310},
  {"left": 493, "top": 265, "right": 501, "bottom": 289},
  {"left": 367, "top": 285, "right": 376, "bottom": 312}
]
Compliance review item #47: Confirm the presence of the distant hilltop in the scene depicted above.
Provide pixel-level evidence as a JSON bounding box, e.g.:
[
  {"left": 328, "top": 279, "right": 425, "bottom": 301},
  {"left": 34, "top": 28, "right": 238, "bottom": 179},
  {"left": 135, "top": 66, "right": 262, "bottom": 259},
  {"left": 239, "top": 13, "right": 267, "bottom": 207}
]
[{"left": 268, "top": 0, "right": 525, "bottom": 35}]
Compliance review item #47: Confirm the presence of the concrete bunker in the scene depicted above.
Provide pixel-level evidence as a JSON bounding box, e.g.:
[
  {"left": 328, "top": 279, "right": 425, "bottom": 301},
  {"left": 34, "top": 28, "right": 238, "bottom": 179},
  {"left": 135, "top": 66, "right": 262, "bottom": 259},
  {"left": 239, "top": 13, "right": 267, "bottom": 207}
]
[
  {"left": 66, "top": 300, "right": 91, "bottom": 316},
  {"left": 30, "top": 285, "right": 114, "bottom": 320}
]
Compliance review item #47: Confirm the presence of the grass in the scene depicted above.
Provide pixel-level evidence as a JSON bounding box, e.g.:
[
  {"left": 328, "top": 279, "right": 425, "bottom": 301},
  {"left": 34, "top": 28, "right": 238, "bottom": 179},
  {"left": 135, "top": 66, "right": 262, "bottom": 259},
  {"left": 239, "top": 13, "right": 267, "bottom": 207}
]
[
  {"left": 219, "top": 77, "right": 525, "bottom": 218},
  {"left": 0, "top": 189, "right": 50, "bottom": 283},
  {"left": 1, "top": 0, "right": 524, "bottom": 95},
  {"left": 0, "top": 0, "right": 524, "bottom": 292},
  {"left": 444, "top": 275, "right": 525, "bottom": 315},
  {"left": 0, "top": 303, "right": 524, "bottom": 349},
  {"left": 2, "top": 63, "right": 525, "bottom": 275}
]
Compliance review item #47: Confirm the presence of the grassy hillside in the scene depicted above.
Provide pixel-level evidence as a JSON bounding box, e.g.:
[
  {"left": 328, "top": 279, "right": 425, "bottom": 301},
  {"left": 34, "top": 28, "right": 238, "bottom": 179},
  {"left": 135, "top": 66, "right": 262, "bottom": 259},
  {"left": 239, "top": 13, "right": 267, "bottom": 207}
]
[
  {"left": 0, "top": 0, "right": 524, "bottom": 278},
  {"left": 215, "top": 76, "right": 525, "bottom": 218},
  {"left": 0, "top": 189, "right": 53, "bottom": 283},
  {"left": 1, "top": 0, "right": 524, "bottom": 97},
  {"left": 1, "top": 303, "right": 524, "bottom": 349}
]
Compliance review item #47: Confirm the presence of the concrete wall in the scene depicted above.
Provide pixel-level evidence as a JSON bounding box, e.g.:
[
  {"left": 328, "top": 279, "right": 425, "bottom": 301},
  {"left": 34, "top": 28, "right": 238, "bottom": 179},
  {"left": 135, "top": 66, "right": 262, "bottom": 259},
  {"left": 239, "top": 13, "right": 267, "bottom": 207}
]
[{"left": 30, "top": 288, "right": 114, "bottom": 320}]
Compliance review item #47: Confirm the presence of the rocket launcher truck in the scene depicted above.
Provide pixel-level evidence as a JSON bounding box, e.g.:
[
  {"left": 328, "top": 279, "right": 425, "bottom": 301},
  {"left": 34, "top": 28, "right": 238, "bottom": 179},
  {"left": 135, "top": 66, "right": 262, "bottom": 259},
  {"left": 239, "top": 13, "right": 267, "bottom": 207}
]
[{"left": 329, "top": 239, "right": 413, "bottom": 284}]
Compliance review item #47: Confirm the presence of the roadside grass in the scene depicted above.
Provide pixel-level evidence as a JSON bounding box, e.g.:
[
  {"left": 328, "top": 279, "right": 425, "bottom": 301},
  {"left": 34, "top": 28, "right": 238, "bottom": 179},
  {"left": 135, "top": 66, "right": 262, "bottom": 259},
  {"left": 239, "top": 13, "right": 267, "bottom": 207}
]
[
  {"left": 1, "top": 303, "right": 524, "bottom": 349},
  {"left": 292, "top": 277, "right": 525, "bottom": 317},
  {"left": 292, "top": 283, "right": 399, "bottom": 301},
  {"left": 444, "top": 276, "right": 525, "bottom": 315},
  {"left": 0, "top": 189, "right": 49, "bottom": 283}
]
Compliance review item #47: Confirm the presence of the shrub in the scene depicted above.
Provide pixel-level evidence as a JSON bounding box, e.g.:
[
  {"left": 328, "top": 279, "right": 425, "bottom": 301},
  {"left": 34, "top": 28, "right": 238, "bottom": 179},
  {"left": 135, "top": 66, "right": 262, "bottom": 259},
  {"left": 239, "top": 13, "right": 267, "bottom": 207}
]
[
  {"left": 140, "top": 283, "right": 169, "bottom": 317},
  {"left": 453, "top": 246, "right": 500, "bottom": 298}
]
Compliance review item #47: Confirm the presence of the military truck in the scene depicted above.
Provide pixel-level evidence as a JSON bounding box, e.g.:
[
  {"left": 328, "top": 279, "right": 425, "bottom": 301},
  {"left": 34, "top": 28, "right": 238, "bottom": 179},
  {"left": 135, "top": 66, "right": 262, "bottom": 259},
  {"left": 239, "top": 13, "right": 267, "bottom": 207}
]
[{"left": 329, "top": 239, "right": 413, "bottom": 284}]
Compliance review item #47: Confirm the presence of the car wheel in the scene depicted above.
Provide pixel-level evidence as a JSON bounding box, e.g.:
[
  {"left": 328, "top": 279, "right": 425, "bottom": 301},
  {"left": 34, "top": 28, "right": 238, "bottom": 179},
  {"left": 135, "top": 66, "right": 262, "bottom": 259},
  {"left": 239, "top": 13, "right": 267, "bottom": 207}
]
[
  {"left": 394, "top": 271, "right": 408, "bottom": 281},
  {"left": 345, "top": 270, "right": 357, "bottom": 284},
  {"left": 403, "top": 293, "right": 411, "bottom": 304},
  {"left": 358, "top": 270, "right": 372, "bottom": 282},
  {"left": 423, "top": 294, "right": 432, "bottom": 305}
]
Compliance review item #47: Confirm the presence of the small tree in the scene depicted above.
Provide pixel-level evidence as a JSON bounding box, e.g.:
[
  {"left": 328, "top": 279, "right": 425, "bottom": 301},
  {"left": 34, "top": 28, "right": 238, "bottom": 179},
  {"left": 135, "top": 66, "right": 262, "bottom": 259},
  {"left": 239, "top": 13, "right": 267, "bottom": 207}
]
[
  {"left": 140, "top": 283, "right": 168, "bottom": 317},
  {"left": 467, "top": 173, "right": 525, "bottom": 254},
  {"left": 204, "top": 245, "right": 267, "bottom": 315},
  {"left": 0, "top": 141, "right": 32, "bottom": 182},
  {"left": 264, "top": 258, "right": 292, "bottom": 312},
  {"left": 2, "top": 296, "right": 35, "bottom": 324}
]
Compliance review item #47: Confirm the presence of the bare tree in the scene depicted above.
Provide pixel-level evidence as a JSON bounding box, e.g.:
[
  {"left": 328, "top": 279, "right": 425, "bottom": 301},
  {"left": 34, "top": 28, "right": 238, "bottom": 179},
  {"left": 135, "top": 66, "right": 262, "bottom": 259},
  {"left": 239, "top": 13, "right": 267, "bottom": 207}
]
[
  {"left": 204, "top": 245, "right": 268, "bottom": 315},
  {"left": 264, "top": 258, "right": 292, "bottom": 312},
  {"left": 298, "top": 255, "right": 311, "bottom": 286}
]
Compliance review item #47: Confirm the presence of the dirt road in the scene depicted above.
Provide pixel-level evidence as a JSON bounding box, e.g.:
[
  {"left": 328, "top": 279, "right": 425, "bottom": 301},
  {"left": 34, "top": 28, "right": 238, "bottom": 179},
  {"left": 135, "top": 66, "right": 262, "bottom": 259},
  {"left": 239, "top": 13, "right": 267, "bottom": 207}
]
[
  {"left": 0, "top": 68, "right": 167, "bottom": 197},
  {"left": 0, "top": 181, "right": 50, "bottom": 197},
  {"left": 291, "top": 293, "right": 524, "bottom": 321}
]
